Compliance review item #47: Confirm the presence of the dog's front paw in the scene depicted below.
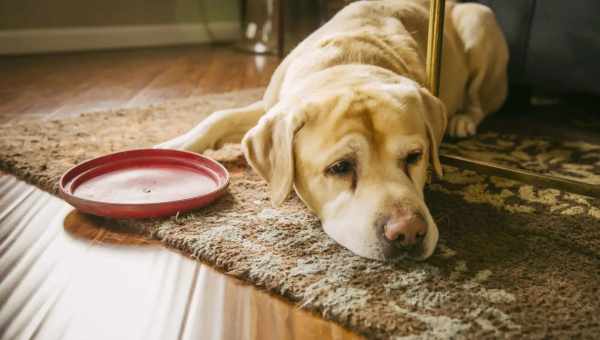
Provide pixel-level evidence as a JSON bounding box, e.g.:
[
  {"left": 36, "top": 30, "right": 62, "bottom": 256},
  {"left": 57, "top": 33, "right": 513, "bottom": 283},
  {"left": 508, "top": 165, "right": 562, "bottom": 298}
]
[
  {"left": 153, "top": 135, "right": 190, "bottom": 150},
  {"left": 447, "top": 114, "right": 477, "bottom": 138},
  {"left": 153, "top": 142, "right": 179, "bottom": 150}
]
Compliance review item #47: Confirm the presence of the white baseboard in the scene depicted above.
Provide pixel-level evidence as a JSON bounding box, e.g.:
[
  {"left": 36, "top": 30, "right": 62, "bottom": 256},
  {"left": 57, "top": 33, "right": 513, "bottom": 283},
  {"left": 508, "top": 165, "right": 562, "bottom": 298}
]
[{"left": 0, "top": 22, "right": 240, "bottom": 55}]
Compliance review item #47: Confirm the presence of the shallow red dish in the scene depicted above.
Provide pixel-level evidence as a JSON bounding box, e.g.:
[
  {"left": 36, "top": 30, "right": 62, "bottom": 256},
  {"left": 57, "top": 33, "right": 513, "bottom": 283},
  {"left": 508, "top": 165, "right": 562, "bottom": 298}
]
[{"left": 59, "top": 149, "right": 230, "bottom": 219}]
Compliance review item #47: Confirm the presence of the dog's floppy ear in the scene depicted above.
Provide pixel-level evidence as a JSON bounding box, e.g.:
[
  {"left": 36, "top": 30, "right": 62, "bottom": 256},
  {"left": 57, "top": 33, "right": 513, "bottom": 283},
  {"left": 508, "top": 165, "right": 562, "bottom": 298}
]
[
  {"left": 419, "top": 87, "right": 447, "bottom": 177},
  {"left": 242, "top": 104, "right": 306, "bottom": 206}
]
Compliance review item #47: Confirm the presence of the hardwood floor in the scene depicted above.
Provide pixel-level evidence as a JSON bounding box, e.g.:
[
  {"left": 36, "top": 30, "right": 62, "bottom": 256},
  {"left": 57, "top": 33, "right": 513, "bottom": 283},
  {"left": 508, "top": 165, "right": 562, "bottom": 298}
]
[
  {"left": 0, "top": 45, "right": 278, "bottom": 123},
  {"left": 0, "top": 45, "right": 362, "bottom": 340}
]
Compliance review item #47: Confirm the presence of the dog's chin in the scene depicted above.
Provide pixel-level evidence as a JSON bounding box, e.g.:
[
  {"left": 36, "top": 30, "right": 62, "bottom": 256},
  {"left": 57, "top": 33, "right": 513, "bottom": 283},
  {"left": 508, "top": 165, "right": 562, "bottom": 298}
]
[
  {"left": 379, "top": 241, "right": 427, "bottom": 262},
  {"left": 324, "top": 230, "right": 431, "bottom": 263},
  {"left": 325, "top": 232, "right": 386, "bottom": 261},
  {"left": 338, "top": 241, "right": 429, "bottom": 262}
]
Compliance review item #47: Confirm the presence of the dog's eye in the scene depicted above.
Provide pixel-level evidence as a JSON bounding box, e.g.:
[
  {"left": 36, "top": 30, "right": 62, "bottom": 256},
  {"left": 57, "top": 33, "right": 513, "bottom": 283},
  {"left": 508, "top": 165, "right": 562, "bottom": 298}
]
[
  {"left": 406, "top": 150, "right": 422, "bottom": 165},
  {"left": 326, "top": 159, "right": 354, "bottom": 176}
]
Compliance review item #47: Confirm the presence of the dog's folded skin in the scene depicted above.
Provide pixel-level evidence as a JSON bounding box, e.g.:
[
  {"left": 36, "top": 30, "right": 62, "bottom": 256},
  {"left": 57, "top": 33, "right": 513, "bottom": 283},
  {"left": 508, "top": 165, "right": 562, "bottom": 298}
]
[{"left": 157, "top": 0, "right": 508, "bottom": 261}]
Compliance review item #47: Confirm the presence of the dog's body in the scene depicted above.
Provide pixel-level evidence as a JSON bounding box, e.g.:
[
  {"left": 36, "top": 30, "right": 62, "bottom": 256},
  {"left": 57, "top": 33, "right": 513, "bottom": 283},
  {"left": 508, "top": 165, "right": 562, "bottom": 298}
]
[{"left": 158, "top": 0, "right": 508, "bottom": 260}]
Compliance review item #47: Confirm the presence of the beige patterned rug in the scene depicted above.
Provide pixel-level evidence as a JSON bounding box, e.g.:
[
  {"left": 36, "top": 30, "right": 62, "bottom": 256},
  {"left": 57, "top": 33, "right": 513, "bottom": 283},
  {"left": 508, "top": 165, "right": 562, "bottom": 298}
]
[{"left": 1, "top": 89, "right": 599, "bottom": 339}]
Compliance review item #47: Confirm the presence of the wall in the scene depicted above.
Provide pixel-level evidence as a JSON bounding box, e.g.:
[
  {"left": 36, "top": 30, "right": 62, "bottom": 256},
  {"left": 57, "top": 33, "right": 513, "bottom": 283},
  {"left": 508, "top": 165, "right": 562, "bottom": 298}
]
[
  {"left": 0, "top": 0, "right": 240, "bottom": 55},
  {"left": 0, "top": 0, "right": 238, "bottom": 29}
]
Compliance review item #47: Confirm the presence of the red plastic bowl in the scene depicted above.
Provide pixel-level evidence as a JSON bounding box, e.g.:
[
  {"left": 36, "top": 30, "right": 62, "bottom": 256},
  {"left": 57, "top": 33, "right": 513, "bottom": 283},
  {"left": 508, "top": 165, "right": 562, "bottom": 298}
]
[{"left": 59, "top": 149, "right": 230, "bottom": 219}]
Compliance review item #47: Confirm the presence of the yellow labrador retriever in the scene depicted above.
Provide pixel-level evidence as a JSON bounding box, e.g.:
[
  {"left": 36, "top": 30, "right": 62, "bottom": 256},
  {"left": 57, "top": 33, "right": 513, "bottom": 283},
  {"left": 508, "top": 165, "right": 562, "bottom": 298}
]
[{"left": 157, "top": 0, "right": 508, "bottom": 260}]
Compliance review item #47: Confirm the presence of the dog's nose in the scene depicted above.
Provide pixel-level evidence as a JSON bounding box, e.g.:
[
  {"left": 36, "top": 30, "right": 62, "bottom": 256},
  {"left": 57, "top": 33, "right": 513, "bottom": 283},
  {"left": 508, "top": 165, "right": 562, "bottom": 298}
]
[{"left": 383, "top": 209, "right": 427, "bottom": 248}]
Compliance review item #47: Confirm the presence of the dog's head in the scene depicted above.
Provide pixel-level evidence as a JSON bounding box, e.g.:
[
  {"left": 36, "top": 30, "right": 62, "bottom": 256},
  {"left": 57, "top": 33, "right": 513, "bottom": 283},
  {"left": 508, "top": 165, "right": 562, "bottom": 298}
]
[{"left": 242, "top": 76, "right": 447, "bottom": 261}]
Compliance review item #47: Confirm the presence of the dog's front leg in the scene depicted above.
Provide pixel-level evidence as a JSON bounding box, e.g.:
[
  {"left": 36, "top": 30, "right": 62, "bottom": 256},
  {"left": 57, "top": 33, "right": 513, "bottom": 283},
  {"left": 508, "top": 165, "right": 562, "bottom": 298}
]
[
  {"left": 448, "top": 3, "right": 508, "bottom": 138},
  {"left": 155, "top": 101, "right": 265, "bottom": 152}
]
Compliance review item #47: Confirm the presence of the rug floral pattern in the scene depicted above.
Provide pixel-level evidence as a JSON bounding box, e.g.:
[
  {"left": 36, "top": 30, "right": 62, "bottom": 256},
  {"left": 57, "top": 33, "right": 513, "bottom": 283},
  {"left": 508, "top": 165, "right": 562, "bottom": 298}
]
[{"left": 442, "top": 132, "right": 600, "bottom": 185}]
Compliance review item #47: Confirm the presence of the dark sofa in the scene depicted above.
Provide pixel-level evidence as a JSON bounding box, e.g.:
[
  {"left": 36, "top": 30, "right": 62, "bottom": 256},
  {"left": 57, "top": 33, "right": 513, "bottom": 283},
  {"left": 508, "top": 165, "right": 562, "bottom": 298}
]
[{"left": 472, "top": 0, "right": 600, "bottom": 96}]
